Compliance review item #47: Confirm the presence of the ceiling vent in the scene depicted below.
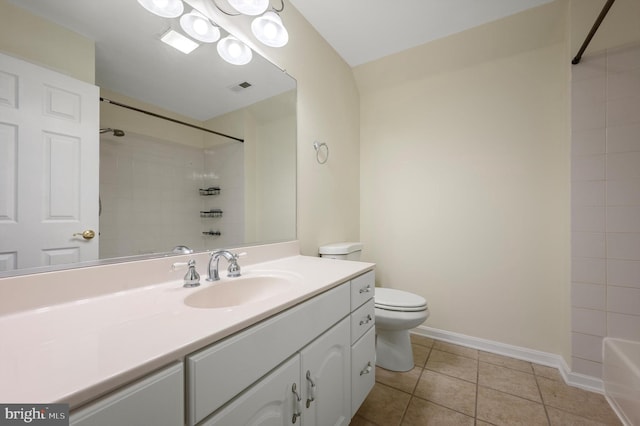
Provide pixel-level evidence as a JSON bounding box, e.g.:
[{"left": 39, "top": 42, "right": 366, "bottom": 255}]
[{"left": 228, "top": 81, "right": 253, "bottom": 93}]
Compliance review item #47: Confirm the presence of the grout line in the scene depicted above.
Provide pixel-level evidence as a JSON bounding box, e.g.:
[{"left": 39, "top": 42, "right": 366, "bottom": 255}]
[
  {"left": 475, "top": 348, "right": 480, "bottom": 423},
  {"left": 533, "top": 371, "right": 552, "bottom": 425}
]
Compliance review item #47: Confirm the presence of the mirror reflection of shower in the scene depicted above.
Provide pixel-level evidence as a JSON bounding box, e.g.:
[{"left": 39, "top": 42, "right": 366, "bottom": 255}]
[{"left": 100, "top": 128, "right": 125, "bottom": 137}]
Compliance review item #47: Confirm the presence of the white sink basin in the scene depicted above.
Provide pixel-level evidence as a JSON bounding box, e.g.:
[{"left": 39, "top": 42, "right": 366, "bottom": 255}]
[{"left": 184, "top": 273, "right": 298, "bottom": 309}]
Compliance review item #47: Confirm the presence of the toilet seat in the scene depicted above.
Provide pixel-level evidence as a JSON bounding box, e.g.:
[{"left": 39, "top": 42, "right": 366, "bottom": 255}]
[{"left": 375, "top": 288, "right": 427, "bottom": 312}]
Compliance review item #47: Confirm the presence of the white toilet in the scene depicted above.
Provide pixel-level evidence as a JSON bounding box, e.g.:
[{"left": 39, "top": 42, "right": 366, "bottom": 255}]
[{"left": 319, "top": 242, "right": 430, "bottom": 372}]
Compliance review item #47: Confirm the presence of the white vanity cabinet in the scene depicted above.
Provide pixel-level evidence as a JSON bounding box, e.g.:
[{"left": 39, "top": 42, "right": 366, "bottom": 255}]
[
  {"left": 187, "top": 282, "right": 352, "bottom": 425},
  {"left": 203, "top": 318, "right": 351, "bottom": 426},
  {"left": 69, "top": 362, "right": 183, "bottom": 426},
  {"left": 188, "top": 270, "right": 376, "bottom": 426}
]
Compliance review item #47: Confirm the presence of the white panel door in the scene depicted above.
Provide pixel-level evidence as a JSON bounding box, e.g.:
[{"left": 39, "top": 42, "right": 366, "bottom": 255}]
[{"left": 0, "top": 52, "right": 99, "bottom": 271}]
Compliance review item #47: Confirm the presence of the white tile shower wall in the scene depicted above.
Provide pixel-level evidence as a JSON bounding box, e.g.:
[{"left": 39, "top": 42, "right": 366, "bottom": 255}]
[
  {"left": 99, "top": 134, "right": 243, "bottom": 258},
  {"left": 203, "top": 142, "right": 245, "bottom": 249},
  {"left": 571, "top": 43, "right": 640, "bottom": 379}
]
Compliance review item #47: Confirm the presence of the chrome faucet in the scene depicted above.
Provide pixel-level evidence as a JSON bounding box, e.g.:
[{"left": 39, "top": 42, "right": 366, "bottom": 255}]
[{"left": 207, "top": 249, "right": 242, "bottom": 281}]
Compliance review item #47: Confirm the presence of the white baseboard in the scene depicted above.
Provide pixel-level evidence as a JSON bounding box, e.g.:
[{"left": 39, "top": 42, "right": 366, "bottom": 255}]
[{"left": 412, "top": 325, "right": 604, "bottom": 394}]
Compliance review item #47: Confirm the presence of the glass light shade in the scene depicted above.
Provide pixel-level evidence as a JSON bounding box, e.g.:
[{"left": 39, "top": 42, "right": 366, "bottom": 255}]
[
  {"left": 217, "top": 35, "right": 253, "bottom": 65},
  {"left": 180, "top": 10, "right": 221, "bottom": 43},
  {"left": 160, "top": 29, "right": 199, "bottom": 54},
  {"left": 251, "top": 11, "right": 288, "bottom": 47},
  {"left": 137, "top": 0, "right": 184, "bottom": 18},
  {"left": 227, "top": 0, "right": 269, "bottom": 16}
]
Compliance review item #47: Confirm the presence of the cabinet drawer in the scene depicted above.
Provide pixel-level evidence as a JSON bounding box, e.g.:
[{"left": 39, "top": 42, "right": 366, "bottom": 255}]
[
  {"left": 187, "top": 282, "right": 350, "bottom": 425},
  {"left": 70, "top": 362, "right": 183, "bottom": 426},
  {"left": 350, "top": 298, "right": 375, "bottom": 345},
  {"left": 351, "top": 327, "right": 376, "bottom": 417},
  {"left": 350, "top": 270, "right": 375, "bottom": 311}
]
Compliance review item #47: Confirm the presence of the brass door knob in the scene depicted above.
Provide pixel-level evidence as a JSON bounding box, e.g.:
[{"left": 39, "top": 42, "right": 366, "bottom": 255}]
[{"left": 73, "top": 230, "right": 96, "bottom": 240}]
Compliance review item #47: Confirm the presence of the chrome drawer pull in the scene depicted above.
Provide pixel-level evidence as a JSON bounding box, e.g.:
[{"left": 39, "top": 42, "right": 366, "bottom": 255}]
[
  {"left": 359, "top": 314, "right": 372, "bottom": 326},
  {"left": 359, "top": 285, "right": 371, "bottom": 294},
  {"left": 360, "top": 361, "right": 373, "bottom": 376},
  {"left": 305, "top": 370, "right": 316, "bottom": 408},
  {"left": 292, "top": 383, "right": 302, "bottom": 423}
]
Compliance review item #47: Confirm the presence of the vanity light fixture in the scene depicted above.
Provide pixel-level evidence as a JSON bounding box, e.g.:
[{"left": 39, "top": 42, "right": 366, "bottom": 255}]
[
  {"left": 138, "top": 0, "right": 280, "bottom": 65},
  {"left": 251, "top": 11, "right": 288, "bottom": 47},
  {"left": 226, "top": 0, "right": 270, "bottom": 16},
  {"left": 137, "top": 0, "right": 184, "bottom": 18},
  {"left": 212, "top": 0, "right": 289, "bottom": 49},
  {"left": 180, "top": 10, "right": 221, "bottom": 43},
  {"left": 161, "top": 29, "right": 200, "bottom": 54},
  {"left": 217, "top": 35, "right": 253, "bottom": 65}
]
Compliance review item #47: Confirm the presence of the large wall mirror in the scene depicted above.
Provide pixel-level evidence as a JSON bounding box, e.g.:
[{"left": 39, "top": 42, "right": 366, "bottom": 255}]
[{"left": 0, "top": 0, "right": 296, "bottom": 277}]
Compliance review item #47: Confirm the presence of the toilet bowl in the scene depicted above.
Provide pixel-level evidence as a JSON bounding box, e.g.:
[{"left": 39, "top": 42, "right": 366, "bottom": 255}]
[
  {"left": 318, "top": 242, "right": 430, "bottom": 372},
  {"left": 374, "top": 288, "right": 429, "bottom": 371}
]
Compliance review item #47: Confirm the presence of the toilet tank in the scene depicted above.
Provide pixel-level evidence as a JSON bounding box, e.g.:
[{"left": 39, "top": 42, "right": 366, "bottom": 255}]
[{"left": 319, "top": 242, "right": 363, "bottom": 261}]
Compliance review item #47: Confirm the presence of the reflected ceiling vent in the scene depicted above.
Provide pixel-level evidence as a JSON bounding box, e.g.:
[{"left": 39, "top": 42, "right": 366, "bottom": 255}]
[{"left": 228, "top": 81, "right": 253, "bottom": 93}]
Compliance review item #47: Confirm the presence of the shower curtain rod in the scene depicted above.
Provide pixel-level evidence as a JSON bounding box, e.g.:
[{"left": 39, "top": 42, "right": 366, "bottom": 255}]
[
  {"left": 99, "top": 97, "right": 244, "bottom": 143},
  {"left": 572, "top": 0, "right": 616, "bottom": 65}
]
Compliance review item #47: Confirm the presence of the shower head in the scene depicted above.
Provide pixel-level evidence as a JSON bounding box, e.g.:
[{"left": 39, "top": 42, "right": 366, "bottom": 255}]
[{"left": 100, "top": 128, "right": 125, "bottom": 137}]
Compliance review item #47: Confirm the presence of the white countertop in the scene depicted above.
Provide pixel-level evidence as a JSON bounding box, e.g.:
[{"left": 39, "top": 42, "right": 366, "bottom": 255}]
[{"left": 0, "top": 253, "right": 374, "bottom": 408}]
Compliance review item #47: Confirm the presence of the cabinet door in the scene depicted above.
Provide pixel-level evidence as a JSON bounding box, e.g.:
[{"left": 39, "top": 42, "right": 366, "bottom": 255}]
[
  {"left": 300, "top": 317, "right": 351, "bottom": 426},
  {"left": 69, "top": 362, "right": 183, "bottom": 426},
  {"left": 201, "top": 355, "right": 301, "bottom": 426}
]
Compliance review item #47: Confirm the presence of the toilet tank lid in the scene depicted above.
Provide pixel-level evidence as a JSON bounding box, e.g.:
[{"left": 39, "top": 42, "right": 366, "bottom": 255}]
[{"left": 319, "top": 242, "right": 363, "bottom": 255}]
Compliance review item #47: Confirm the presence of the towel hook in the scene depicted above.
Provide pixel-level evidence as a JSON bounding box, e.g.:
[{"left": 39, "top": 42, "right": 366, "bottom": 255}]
[{"left": 313, "top": 140, "right": 329, "bottom": 164}]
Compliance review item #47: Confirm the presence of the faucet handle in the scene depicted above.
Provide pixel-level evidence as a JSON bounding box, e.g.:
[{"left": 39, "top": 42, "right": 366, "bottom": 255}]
[
  {"left": 183, "top": 259, "right": 200, "bottom": 288},
  {"left": 232, "top": 252, "right": 247, "bottom": 260},
  {"left": 227, "top": 252, "right": 245, "bottom": 277}
]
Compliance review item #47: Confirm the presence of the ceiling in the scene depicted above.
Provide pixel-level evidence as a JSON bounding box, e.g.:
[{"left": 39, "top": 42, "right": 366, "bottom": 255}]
[{"left": 288, "top": 0, "right": 554, "bottom": 67}]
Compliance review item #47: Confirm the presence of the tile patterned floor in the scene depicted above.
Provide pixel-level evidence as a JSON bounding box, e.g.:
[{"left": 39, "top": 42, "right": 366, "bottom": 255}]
[{"left": 352, "top": 335, "right": 622, "bottom": 426}]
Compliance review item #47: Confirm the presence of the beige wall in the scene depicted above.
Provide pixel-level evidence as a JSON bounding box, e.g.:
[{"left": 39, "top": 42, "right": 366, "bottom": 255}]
[
  {"left": 257, "top": 6, "right": 361, "bottom": 256},
  {"left": 0, "top": 0, "right": 94, "bottom": 83},
  {"left": 570, "top": 0, "right": 640, "bottom": 57},
  {"left": 355, "top": 1, "right": 572, "bottom": 357},
  {"left": 100, "top": 89, "right": 208, "bottom": 149}
]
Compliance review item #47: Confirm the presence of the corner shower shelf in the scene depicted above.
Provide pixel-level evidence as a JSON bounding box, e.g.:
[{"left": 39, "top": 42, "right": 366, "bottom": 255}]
[
  {"left": 199, "top": 187, "right": 221, "bottom": 196},
  {"left": 200, "top": 209, "right": 223, "bottom": 218}
]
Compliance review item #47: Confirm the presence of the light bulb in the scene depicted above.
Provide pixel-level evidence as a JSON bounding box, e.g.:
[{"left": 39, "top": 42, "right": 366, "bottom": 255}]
[
  {"left": 137, "top": 0, "right": 184, "bottom": 18},
  {"left": 217, "top": 35, "right": 252, "bottom": 65},
  {"left": 251, "top": 11, "right": 288, "bottom": 47},
  {"left": 263, "top": 21, "right": 277, "bottom": 40},
  {"left": 180, "top": 10, "right": 220, "bottom": 43},
  {"left": 193, "top": 17, "right": 208, "bottom": 35},
  {"left": 228, "top": 42, "right": 241, "bottom": 58}
]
